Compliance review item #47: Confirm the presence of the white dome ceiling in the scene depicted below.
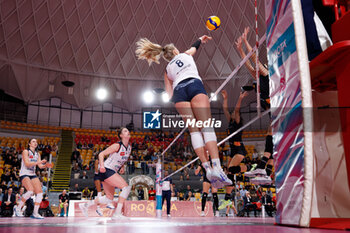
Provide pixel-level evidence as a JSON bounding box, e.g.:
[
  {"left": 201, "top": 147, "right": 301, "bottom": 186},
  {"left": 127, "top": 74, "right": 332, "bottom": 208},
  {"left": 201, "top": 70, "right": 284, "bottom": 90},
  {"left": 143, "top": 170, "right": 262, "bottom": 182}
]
[{"left": 0, "top": 0, "right": 267, "bottom": 111}]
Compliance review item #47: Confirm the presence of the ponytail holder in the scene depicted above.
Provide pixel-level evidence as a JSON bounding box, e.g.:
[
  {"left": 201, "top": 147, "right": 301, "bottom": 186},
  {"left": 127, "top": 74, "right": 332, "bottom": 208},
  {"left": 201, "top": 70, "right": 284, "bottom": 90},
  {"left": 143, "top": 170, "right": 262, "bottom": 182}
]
[{"left": 162, "top": 48, "right": 165, "bottom": 52}]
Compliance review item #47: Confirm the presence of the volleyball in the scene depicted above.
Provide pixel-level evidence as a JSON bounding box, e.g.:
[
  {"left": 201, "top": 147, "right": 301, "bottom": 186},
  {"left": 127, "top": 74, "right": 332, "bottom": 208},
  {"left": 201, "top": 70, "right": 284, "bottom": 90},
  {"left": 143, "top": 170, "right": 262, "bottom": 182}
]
[{"left": 206, "top": 16, "right": 221, "bottom": 31}]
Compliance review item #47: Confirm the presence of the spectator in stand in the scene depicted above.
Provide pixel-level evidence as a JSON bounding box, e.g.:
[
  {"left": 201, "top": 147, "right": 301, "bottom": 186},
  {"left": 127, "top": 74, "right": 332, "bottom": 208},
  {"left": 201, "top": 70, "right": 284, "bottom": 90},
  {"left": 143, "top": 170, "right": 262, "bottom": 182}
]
[
  {"left": 1, "top": 170, "right": 11, "bottom": 184},
  {"left": 42, "top": 145, "right": 51, "bottom": 161},
  {"left": 1, "top": 149, "right": 9, "bottom": 161},
  {"left": 243, "top": 191, "right": 257, "bottom": 217},
  {"left": 58, "top": 190, "right": 69, "bottom": 217},
  {"left": 172, "top": 184, "right": 178, "bottom": 198},
  {"left": 16, "top": 187, "right": 25, "bottom": 202},
  {"left": 12, "top": 157, "right": 20, "bottom": 170},
  {"left": 88, "top": 141, "right": 94, "bottom": 149},
  {"left": 148, "top": 185, "right": 156, "bottom": 201},
  {"left": 71, "top": 149, "right": 81, "bottom": 164},
  {"left": 130, "top": 185, "right": 138, "bottom": 201},
  {"left": 72, "top": 163, "right": 81, "bottom": 178},
  {"left": 267, "top": 188, "right": 273, "bottom": 197},
  {"left": 137, "top": 186, "right": 144, "bottom": 200},
  {"left": 177, "top": 192, "right": 184, "bottom": 201},
  {"left": 235, "top": 191, "right": 244, "bottom": 212},
  {"left": 72, "top": 183, "right": 80, "bottom": 192},
  {"left": 179, "top": 175, "right": 184, "bottom": 181},
  {"left": 240, "top": 186, "right": 247, "bottom": 198},
  {"left": 79, "top": 171, "right": 89, "bottom": 179},
  {"left": 11, "top": 167, "right": 19, "bottom": 182},
  {"left": 39, "top": 194, "right": 53, "bottom": 217},
  {"left": 0, "top": 181, "right": 7, "bottom": 192},
  {"left": 52, "top": 144, "right": 58, "bottom": 153},
  {"left": 184, "top": 185, "right": 193, "bottom": 200},
  {"left": 0, "top": 188, "right": 3, "bottom": 203},
  {"left": 185, "top": 191, "right": 193, "bottom": 201},
  {"left": 185, "top": 174, "right": 190, "bottom": 180},
  {"left": 82, "top": 187, "right": 91, "bottom": 199},
  {"left": 83, "top": 164, "right": 90, "bottom": 171},
  {"left": 260, "top": 191, "right": 273, "bottom": 217},
  {"left": 1, "top": 188, "right": 16, "bottom": 217},
  {"left": 4, "top": 151, "right": 13, "bottom": 166}
]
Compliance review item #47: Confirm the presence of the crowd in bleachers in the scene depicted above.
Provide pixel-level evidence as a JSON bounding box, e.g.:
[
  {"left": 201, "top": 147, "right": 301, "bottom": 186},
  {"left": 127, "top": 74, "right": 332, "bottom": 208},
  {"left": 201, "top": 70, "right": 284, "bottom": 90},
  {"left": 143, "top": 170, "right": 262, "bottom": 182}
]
[{"left": 0, "top": 136, "right": 59, "bottom": 217}]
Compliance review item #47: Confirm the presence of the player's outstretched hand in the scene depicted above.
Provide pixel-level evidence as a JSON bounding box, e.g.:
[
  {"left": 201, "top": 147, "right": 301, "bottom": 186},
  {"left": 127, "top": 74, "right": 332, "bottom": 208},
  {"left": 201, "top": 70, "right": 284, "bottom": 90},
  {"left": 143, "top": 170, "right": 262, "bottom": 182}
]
[{"left": 199, "top": 35, "right": 212, "bottom": 43}]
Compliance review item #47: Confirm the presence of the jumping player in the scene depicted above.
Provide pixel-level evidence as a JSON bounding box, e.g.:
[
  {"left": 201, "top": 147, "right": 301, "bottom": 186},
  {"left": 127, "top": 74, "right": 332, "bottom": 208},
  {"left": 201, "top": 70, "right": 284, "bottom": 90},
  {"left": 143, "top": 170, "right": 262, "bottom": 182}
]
[
  {"left": 220, "top": 90, "right": 252, "bottom": 209},
  {"left": 236, "top": 27, "right": 273, "bottom": 184},
  {"left": 136, "top": 36, "right": 231, "bottom": 188},
  {"left": 80, "top": 128, "right": 132, "bottom": 218},
  {"left": 195, "top": 159, "right": 219, "bottom": 217},
  {"left": 15, "top": 138, "right": 53, "bottom": 219}
]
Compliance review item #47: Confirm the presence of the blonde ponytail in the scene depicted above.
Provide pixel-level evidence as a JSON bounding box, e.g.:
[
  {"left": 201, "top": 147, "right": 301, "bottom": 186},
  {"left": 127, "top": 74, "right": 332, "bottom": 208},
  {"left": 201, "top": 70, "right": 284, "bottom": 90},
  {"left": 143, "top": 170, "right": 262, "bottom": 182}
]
[{"left": 135, "top": 38, "right": 176, "bottom": 65}]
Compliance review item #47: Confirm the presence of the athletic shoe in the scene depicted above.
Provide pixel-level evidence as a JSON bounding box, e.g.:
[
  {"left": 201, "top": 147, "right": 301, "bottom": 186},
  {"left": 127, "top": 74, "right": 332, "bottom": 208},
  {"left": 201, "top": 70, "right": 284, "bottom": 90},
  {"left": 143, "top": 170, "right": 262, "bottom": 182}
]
[
  {"left": 250, "top": 176, "right": 272, "bottom": 185},
  {"left": 96, "top": 206, "right": 103, "bottom": 216},
  {"left": 244, "top": 168, "right": 267, "bottom": 177},
  {"left": 31, "top": 213, "right": 44, "bottom": 219},
  {"left": 218, "top": 200, "right": 232, "bottom": 210},
  {"left": 79, "top": 203, "right": 89, "bottom": 217},
  {"left": 250, "top": 163, "right": 257, "bottom": 171},
  {"left": 213, "top": 167, "right": 233, "bottom": 186},
  {"left": 106, "top": 203, "right": 115, "bottom": 209},
  {"left": 205, "top": 168, "right": 223, "bottom": 189},
  {"left": 215, "top": 211, "right": 220, "bottom": 217},
  {"left": 167, "top": 214, "right": 171, "bottom": 217},
  {"left": 14, "top": 206, "right": 24, "bottom": 217},
  {"left": 200, "top": 211, "right": 205, "bottom": 217}
]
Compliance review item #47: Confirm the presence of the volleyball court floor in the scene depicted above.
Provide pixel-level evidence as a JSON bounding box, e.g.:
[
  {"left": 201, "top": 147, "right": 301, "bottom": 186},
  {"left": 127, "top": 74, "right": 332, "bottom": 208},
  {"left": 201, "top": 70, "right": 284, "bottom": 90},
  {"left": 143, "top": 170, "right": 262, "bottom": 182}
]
[{"left": 0, "top": 217, "right": 344, "bottom": 233}]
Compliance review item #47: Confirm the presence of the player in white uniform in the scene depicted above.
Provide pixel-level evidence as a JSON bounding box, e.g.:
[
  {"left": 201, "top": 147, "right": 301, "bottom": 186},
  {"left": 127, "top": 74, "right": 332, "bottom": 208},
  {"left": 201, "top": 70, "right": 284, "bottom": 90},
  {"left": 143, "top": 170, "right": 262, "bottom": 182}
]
[
  {"left": 15, "top": 138, "right": 53, "bottom": 219},
  {"left": 80, "top": 127, "right": 132, "bottom": 219},
  {"left": 136, "top": 36, "right": 232, "bottom": 189}
]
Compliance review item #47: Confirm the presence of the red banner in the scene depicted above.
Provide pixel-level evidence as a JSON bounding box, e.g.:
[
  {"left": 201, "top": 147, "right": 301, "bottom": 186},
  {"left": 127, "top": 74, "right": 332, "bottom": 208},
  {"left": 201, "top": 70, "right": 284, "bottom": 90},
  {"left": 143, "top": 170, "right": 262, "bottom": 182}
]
[
  {"left": 124, "top": 201, "right": 214, "bottom": 217},
  {"left": 74, "top": 200, "right": 214, "bottom": 217}
]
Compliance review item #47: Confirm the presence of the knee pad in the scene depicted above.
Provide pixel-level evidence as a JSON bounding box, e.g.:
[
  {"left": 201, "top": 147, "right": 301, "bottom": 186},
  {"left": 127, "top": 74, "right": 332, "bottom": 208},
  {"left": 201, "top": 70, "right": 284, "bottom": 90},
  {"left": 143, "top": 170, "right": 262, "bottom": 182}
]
[
  {"left": 202, "top": 192, "right": 208, "bottom": 200},
  {"left": 227, "top": 173, "right": 235, "bottom": 185},
  {"left": 119, "top": 186, "right": 131, "bottom": 199},
  {"left": 35, "top": 193, "right": 43, "bottom": 203},
  {"left": 22, "top": 191, "right": 33, "bottom": 201},
  {"left": 229, "top": 166, "right": 241, "bottom": 174},
  {"left": 190, "top": 132, "right": 205, "bottom": 150},
  {"left": 264, "top": 135, "right": 273, "bottom": 154},
  {"left": 201, "top": 127, "right": 217, "bottom": 143},
  {"left": 212, "top": 193, "right": 218, "bottom": 200}
]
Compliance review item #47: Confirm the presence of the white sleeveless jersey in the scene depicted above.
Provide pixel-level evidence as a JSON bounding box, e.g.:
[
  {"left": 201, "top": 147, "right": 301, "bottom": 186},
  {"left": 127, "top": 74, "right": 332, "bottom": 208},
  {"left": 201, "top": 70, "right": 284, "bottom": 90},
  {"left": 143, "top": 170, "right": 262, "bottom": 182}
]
[
  {"left": 104, "top": 142, "right": 131, "bottom": 172},
  {"left": 166, "top": 53, "right": 202, "bottom": 89},
  {"left": 19, "top": 149, "right": 38, "bottom": 176}
]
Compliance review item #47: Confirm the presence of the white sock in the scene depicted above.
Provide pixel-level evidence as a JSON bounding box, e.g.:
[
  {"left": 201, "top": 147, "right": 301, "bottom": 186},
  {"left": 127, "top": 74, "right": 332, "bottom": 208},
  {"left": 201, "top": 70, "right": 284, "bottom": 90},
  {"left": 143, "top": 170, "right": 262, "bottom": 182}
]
[
  {"left": 116, "top": 203, "right": 123, "bottom": 215},
  {"left": 97, "top": 192, "right": 102, "bottom": 198},
  {"left": 34, "top": 204, "right": 40, "bottom": 215},
  {"left": 202, "top": 162, "right": 211, "bottom": 171},
  {"left": 211, "top": 158, "right": 221, "bottom": 169}
]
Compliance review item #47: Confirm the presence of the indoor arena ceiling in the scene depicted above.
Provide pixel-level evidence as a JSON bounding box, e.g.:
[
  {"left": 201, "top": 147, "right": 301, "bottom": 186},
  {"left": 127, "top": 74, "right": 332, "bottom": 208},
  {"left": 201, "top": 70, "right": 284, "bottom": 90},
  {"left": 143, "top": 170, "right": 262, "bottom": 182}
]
[{"left": 0, "top": 0, "right": 266, "bottom": 111}]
